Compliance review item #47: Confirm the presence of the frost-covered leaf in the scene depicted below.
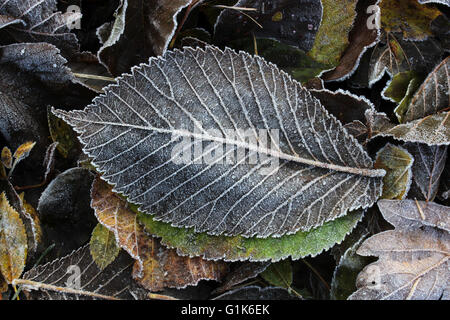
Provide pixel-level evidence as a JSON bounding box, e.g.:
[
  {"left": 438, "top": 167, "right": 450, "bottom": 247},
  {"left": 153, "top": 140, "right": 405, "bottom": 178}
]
[
  {"left": 91, "top": 177, "right": 228, "bottom": 291},
  {"left": 90, "top": 223, "right": 120, "bottom": 270},
  {"left": 0, "top": 43, "right": 95, "bottom": 110},
  {"left": 374, "top": 144, "right": 414, "bottom": 200},
  {"left": 54, "top": 46, "right": 384, "bottom": 238},
  {"left": 383, "top": 71, "right": 419, "bottom": 104},
  {"left": 374, "top": 111, "right": 449, "bottom": 145},
  {"left": 308, "top": 0, "right": 358, "bottom": 67},
  {"left": 418, "top": 0, "right": 449, "bottom": 5},
  {"left": 405, "top": 143, "right": 447, "bottom": 201},
  {"left": 404, "top": 56, "right": 449, "bottom": 123},
  {"left": 349, "top": 199, "right": 449, "bottom": 300},
  {"left": 0, "top": 0, "right": 80, "bottom": 57},
  {"left": 368, "top": 32, "right": 443, "bottom": 86},
  {"left": 321, "top": 0, "right": 380, "bottom": 81},
  {"left": 0, "top": 192, "right": 27, "bottom": 283},
  {"left": 15, "top": 245, "right": 145, "bottom": 300},
  {"left": 214, "top": 285, "right": 299, "bottom": 300},
  {"left": 97, "top": 0, "right": 195, "bottom": 76},
  {"left": 138, "top": 208, "right": 363, "bottom": 262},
  {"left": 214, "top": 0, "right": 323, "bottom": 54},
  {"left": 0, "top": 14, "right": 23, "bottom": 29},
  {"left": 260, "top": 259, "right": 292, "bottom": 288}
]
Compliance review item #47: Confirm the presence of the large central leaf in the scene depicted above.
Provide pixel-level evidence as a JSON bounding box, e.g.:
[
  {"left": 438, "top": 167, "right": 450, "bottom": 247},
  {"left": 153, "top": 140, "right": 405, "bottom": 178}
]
[{"left": 54, "top": 46, "right": 384, "bottom": 238}]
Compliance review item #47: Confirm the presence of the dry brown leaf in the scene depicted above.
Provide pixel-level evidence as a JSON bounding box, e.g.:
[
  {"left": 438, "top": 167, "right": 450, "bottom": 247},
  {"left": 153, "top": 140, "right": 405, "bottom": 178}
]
[
  {"left": 91, "top": 176, "right": 228, "bottom": 291},
  {"left": 0, "top": 192, "right": 27, "bottom": 283},
  {"left": 349, "top": 199, "right": 449, "bottom": 300}
]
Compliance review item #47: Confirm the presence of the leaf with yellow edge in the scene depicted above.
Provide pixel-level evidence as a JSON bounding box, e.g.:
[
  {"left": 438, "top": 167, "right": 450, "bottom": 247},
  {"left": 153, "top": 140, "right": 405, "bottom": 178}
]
[
  {"left": 380, "top": 0, "right": 441, "bottom": 41},
  {"left": 90, "top": 223, "right": 120, "bottom": 270},
  {"left": 308, "top": 0, "right": 358, "bottom": 67},
  {"left": 0, "top": 192, "right": 27, "bottom": 283},
  {"left": 13, "top": 141, "right": 35, "bottom": 162},
  {"left": 91, "top": 177, "right": 228, "bottom": 291},
  {"left": 374, "top": 143, "right": 413, "bottom": 199},
  {"left": 1, "top": 147, "right": 12, "bottom": 169}
]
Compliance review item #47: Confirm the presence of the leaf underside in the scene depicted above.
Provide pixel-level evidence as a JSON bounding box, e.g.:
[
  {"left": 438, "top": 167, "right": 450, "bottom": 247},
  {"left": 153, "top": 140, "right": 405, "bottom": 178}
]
[{"left": 54, "top": 46, "right": 383, "bottom": 238}]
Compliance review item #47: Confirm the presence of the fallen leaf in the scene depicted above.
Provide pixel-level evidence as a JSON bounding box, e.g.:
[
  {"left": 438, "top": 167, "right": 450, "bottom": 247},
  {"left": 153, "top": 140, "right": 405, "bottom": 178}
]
[
  {"left": 97, "top": 0, "right": 195, "bottom": 76},
  {"left": 0, "top": 0, "right": 80, "bottom": 57},
  {"left": 321, "top": 0, "right": 380, "bottom": 81},
  {"left": 53, "top": 45, "right": 384, "bottom": 238},
  {"left": 15, "top": 245, "right": 146, "bottom": 300},
  {"left": 374, "top": 111, "right": 449, "bottom": 145},
  {"left": 1, "top": 147, "right": 12, "bottom": 169},
  {"left": 374, "top": 143, "right": 414, "bottom": 199},
  {"left": 404, "top": 56, "right": 449, "bottom": 123},
  {"left": 90, "top": 223, "right": 120, "bottom": 270},
  {"left": 405, "top": 143, "right": 447, "bottom": 201},
  {"left": 138, "top": 208, "right": 364, "bottom": 262},
  {"left": 349, "top": 199, "right": 449, "bottom": 300},
  {"left": 91, "top": 177, "right": 228, "bottom": 291},
  {"left": 0, "top": 192, "right": 27, "bottom": 283},
  {"left": 13, "top": 141, "right": 35, "bottom": 163},
  {"left": 330, "top": 233, "right": 370, "bottom": 300},
  {"left": 260, "top": 259, "right": 293, "bottom": 288},
  {"left": 380, "top": 0, "right": 441, "bottom": 41},
  {"left": 308, "top": 0, "right": 358, "bottom": 67}
]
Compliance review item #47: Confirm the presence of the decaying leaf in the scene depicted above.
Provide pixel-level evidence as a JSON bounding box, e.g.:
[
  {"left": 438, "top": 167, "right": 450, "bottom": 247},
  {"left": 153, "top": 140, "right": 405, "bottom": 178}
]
[
  {"left": 91, "top": 177, "right": 228, "bottom": 291},
  {"left": 374, "top": 111, "right": 449, "bottom": 146},
  {"left": 404, "top": 56, "right": 449, "bottom": 123},
  {"left": 54, "top": 45, "right": 384, "bottom": 238},
  {"left": 374, "top": 143, "right": 414, "bottom": 199},
  {"left": 0, "top": 192, "right": 27, "bottom": 283},
  {"left": 380, "top": 0, "right": 441, "bottom": 41},
  {"left": 349, "top": 199, "right": 449, "bottom": 300},
  {"left": 330, "top": 233, "right": 370, "bottom": 300},
  {"left": 308, "top": 0, "right": 358, "bottom": 67},
  {"left": 260, "top": 259, "right": 293, "bottom": 288},
  {"left": 97, "top": 0, "right": 195, "bottom": 76},
  {"left": 368, "top": 32, "right": 443, "bottom": 86},
  {"left": 13, "top": 141, "right": 35, "bottom": 163},
  {"left": 14, "top": 245, "right": 146, "bottom": 300},
  {"left": 90, "top": 223, "right": 120, "bottom": 270},
  {"left": 214, "top": 0, "right": 323, "bottom": 53},
  {"left": 0, "top": 0, "right": 80, "bottom": 57},
  {"left": 18, "top": 192, "right": 42, "bottom": 246},
  {"left": 405, "top": 143, "right": 448, "bottom": 201},
  {"left": 1, "top": 147, "right": 11, "bottom": 169},
  {"left": 47, "top": 106, "right": 78, "bottom": 158},
  {"left": 321, "top": 0, "right": 380, "bottom": 81}
]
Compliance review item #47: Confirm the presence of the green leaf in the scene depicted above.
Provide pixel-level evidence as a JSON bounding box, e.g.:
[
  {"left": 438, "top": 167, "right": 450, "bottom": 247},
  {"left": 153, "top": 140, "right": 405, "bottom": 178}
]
[
  {"left": 374, "top": 143, "right": 414, "bottom": 199},
  {"left": 260, "top": 259, "right": 293, "bottom": 288},
  {"left": 137, "top": 208, "right": 363, "bottom": 262},
  {"left": 308, "top": 0, "right": 358, "bottom": 67},
  {"left": 89, "top": 223, "right": 120, "bottom": 270}
]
